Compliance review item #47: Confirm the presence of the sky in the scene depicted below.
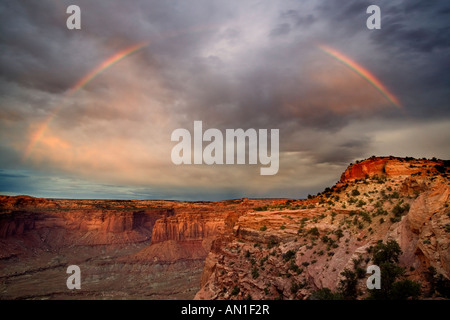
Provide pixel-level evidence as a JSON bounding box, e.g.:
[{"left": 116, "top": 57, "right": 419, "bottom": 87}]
[{"left": 0, "top": 0, "right": 449, "bottom": 200}]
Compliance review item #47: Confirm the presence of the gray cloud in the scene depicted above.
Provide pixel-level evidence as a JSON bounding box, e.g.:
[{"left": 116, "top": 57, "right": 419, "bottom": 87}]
[{"left": 0, "top": 0, "right": 449, "bottom": 200}]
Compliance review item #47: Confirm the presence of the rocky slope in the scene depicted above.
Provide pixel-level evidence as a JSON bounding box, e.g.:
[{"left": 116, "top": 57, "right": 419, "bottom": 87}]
[{"left": 195, "top": 157, "right": 450, "bottom": 299}]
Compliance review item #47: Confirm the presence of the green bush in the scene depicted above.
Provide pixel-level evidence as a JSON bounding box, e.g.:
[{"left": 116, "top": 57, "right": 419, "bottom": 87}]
[
  {"left": 368, "top": 240, "right": 423, "bottom": 300},
  {"left": 334, "top": 228, "right": 344, "bottom": 238},
  {"left": 260, "top": 225, "right": 267, "bottom": 231},
  {"left": 308, "top": 227, "right": 320, "bottom": 237},
  {"left": 309, "top": 288, "right": 343, "bottom": 300},
  {"left": 373, "top": 240, "right": 402, "bottom": 264},
  {"left": 231, "top": 286, "right": 240, "bottom": 295},
  {"left": 267, "top": 239, "right": 278, "bottom": 249},
  {"left": 254, "top": 206, "right": 268, "bottom": 211},
  {"left": 251, "top": 267, "right": 259, "bottom": 279},
  {"left": 390, "top": 280, "right": 421, "bottom": 300},
  {"left": 392, "top": 203, "right": 409, "bottom": 217},
  {"left": 283, "top": 250, "right": 296, "bottom": 262},
  {"left": 356, "top": 200, "right": 366, "bottom": 207},
  {"left": 338, "top": 269, "right": 358, "bottom": 299}
]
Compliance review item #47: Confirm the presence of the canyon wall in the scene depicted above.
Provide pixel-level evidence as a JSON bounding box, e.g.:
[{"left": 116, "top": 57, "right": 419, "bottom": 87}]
[
  {"left": 1, "top": 157, "right": 448, "bottom": 300},
  {"left": 196, "top": 157, "right": 449, "bottom": 300}
]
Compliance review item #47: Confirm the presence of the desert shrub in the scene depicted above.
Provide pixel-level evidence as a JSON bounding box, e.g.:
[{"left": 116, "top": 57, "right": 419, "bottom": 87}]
[
  {"left": 356, "top": 200, "right": 366, "bottom": 207},
  {"left": 260, "top": 225, "right": 267, "bottom": 231},
  {"left": 334, "top": 228, "right": 344, "bottom": 239},
  {"left": 338, "top": 269, "right": 358, "bottom": 299},
  {"left": 368, "top": 240, "right": 423, "bottom": 300},
  {"left": 351, "top": 189, "right": 360, "bottom": 196},
  {"left": 356, "top": 267, "right": 366, "bottom": 279},
  {"left": 289, "top": 261, "right": 302, "bottom": 274},
  {"left": 390, "top": 280, "right": 421, "bottom": 300},
  {"left": 373, "top": 240, "right": 402, "bottom": 264},
  {"left": 445, "top": 224, "right": 450, "bottom": 233},
  {"left": 426, "top": 266, "right": 450, "bottom": 298},
  {"left": 231, "top": 286, "right": 240, "bottom": 295},
  {"left": 290, "top": 282, "right": 301, "bottom": 294},
  {"left": 391, "top": 192, "right": 400, "bottom": 199},
  {"left": 308, "top": 227, "right": 320, "bottom": 237},
  {"left": 260, "top": 256, "right": 268, "bottom": 266},
  {"left": 267, "top": 239, "right": 278, "bottom": 249},
  {"left": 360, "top": 211, "right": 372, "bottom": 223},
  {"left": 254, "top": 206, "right": 268, "bottom": 211},
  {"left": 309, "top": 288, "right": 343, "bottom": 300},
  {"left": 283, "top": 250, "right": 296, "bottom": 262},
  {"left": 251, "top": 267, "right": 259, "bottom": 279}
]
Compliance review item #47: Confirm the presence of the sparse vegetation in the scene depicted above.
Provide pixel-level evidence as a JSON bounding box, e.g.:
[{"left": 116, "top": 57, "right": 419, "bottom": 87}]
[
  {"left": 231, "top": 286, "right": 240, "bottom": 295},
  {"left": 369, "top": 240, "right": 421, "bottom": 300},
  {"left": 251, "top": 267, "right": 259, "bottom": 279},
  {"left": 309, "top": 288, "right": 343, "bottom": 300},
  {"left": 283, "top": 250, "right": 296, "bottom": 262}
]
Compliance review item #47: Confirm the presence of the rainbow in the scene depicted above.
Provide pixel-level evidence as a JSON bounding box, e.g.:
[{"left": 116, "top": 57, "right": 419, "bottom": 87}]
[
  {"left": 317, "top": 44, "right": 402, "bottom": 108},
  {"left": 23, "top": 41, "right": 149, "bottom": 160},
  {"left": 67, "top": 41, "right": 149, "bottom": 95}
]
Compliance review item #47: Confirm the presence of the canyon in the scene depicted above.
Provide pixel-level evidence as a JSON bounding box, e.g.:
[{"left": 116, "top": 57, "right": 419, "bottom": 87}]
[{"left": 0, "top": 156, "right": 449, "bottom": 299}]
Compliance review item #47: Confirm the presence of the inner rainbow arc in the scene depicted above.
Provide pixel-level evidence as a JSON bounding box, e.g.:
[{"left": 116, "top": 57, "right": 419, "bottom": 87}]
[
  {"left": 67, "top": 41, "right": 149, "bottom": 95},
  {"left": 23, "top": 41, "right": 150, "bottom": 161},
  {"left": 317, "top": 44, "right": 402, "bottom": 109}
]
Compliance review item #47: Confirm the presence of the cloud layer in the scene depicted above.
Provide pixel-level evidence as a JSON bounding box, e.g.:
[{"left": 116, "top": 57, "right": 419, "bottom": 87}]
[{"left": 0, "top": 0, "right": 449, "bottom": 200}]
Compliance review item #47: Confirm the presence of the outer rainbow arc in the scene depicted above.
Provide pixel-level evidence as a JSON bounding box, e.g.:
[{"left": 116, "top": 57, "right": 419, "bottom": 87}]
[
  {"left": 22, "top": 41, "right": 150, "bottom": 161},
  {"left": 317, "top": 44, "right": 402, "bottom": 109}
]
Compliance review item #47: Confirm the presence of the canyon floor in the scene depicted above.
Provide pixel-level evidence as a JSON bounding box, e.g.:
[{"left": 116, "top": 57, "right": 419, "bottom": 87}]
[{"left": 1, "top": 156, "right": 449, "bottom": 299}]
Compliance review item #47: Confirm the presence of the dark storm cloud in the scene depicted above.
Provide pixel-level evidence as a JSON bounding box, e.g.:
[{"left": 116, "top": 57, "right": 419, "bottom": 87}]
[
  {"left": 0, "top": 0, "right": 448, "bottom": 200},
  {"left": 0, "top": 171, "right": 28, "bottom": 179}
]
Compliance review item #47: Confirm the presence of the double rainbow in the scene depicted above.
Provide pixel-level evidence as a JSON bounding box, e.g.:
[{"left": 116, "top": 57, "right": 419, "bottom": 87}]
[{"left": 23, "top": 42, "right": 402, "bottom": 160}]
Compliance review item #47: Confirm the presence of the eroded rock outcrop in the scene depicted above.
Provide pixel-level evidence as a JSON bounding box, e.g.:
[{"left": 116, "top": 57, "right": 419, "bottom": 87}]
[{"left": 196, "top": 157, "right": 449, "bottom": 300}]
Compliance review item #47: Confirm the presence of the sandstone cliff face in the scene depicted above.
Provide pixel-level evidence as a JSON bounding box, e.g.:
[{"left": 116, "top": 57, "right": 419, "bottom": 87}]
[
  {"left": 339, "top": 156, "right": 445, "bottom": 182},
  {"left": 132, "top": 212, "right": 227, "bottom": 263},
  {"left": 196, "top": 157, "right": 449, "bottom": 300},
  {"left": 0, "top": 199, "right": 176, "bottom": 262},
  {"left": 392, "top": 180, "right": 450, "bottom": 276},
  {"left": 0, "top": 196, "right": 281, "bottom": 299},
  {"left": 131, "top": 199, "right": 281, "bottom": 263},
  {"left": 1, "top": 157, "right": 448, "bottom": 300}
]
